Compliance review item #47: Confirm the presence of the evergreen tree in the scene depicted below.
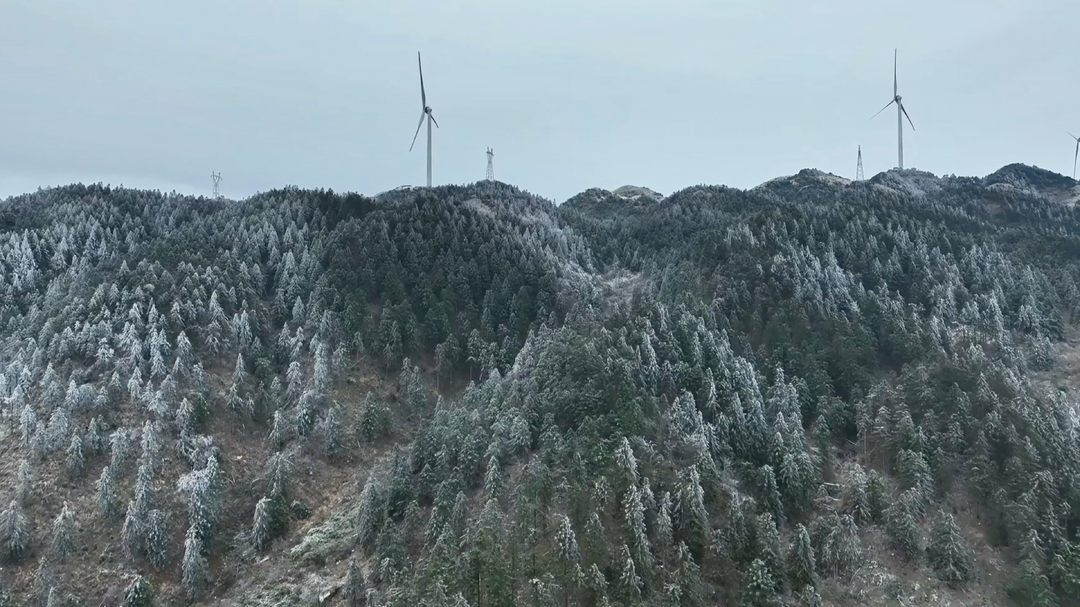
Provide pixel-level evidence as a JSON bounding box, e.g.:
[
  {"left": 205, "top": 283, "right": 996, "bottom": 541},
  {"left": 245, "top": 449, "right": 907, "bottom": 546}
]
[
  {"left": 64, "top": 429, "right": 84, "bottom": 477},
  {"left": 182, "top": 526, "right": 208, "bottom": 599},
  {"left": 788, "top": 523, "right": 817, "bottom": 590},
  {"left": 344, "top": 559, "right": 367, "bottom": 607},
  {"left": 759, "top": 465, "right": 784, "bottom": 524},
  {"left": 50, "top": 502, "right": 76, "bottom": 557},
  {"left": 797, "top": 585, "right": 822, "bottom": 607},
  {"left": 322, "top": 406, "right": 342, "bottom": 457},
  {"left": 252, "top": 497, "right": 275, "bottom": 551},
  {"left": 1013, "top": 555, "right": 1057, "bottom": 607},
  {"left": 619, "top": 544, "right": 643, "bottom": 601},
  {"left": 755, "top": 513, "right": 785, "bottom": 593},
  {"left": 16, "top": 459, "right": 32, "bottom": 506},
  {"left": 741, "top": 559, "right": 782, "bottom": 607},
  {"left": 927, "top": 514, "right": 972, "bottom": 584},
  {"left": 357, "top": 475, "right": 387, "bottom": 552},
  {"left": 145, "top": 509, "right": 169, "bottom": 571},
  {"left": 553, "top": 514, "right": 580, "bottom": 606},
  {"left": 0, "top": 499, "right": 30, "bottom": 563},
  {"left": 122, "top": 499, "right": 143, "bottom": 562},
  {"left": 97, "top": 464, "right": 119, "bottom": 519},
  {"left": 31, "top": 556, "right": 52, "bottom": 607},
  {"left": 269, "top": 409, "right": 291, "bottom": 449},
  {"left": 122, "top": 575, "right": 154, "bottom": 607},
  {"left": 884, "top": 490, "right": 921, "bottom": 561}
]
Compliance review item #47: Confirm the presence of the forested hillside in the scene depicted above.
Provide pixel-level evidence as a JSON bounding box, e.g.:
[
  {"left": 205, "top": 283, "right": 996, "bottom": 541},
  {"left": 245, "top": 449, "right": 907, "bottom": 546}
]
[{"left": 1, "top": 166, "right": 1080, "bottom": 607}]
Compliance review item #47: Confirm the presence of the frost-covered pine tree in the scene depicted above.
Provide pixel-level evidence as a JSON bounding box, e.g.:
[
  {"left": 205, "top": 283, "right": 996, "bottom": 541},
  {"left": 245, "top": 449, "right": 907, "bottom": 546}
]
[
  {"left": 554, "top": 513, "right": 580, "bottom": 597},
  {"left": 286, "top": 360, "right": 304, "bottom": 401},
  {"left": 177, "top": 455, "right": 222, "bottom": 547},
  {"left": 343, "top": 559, "right": 367, "bottom": 607},
  {"left": 127, "top": 366, "right": 143, "bottom": 402},
  {"left": 110, "top": 428, "right": 133, "bottom": 473},
  {"left": 233, "top": 352, "right": 247, "bottom": 386},
  {"left": 149, "top": 330, "right": 167, "bottom": 379},
  {"left": 97, "top": 464, "right": 119, "bottom": 519},
  {"left": 181, "top": 525, "right": 208, "bottom": 599},
  {"left": 87, "top": 416, "right": 108, "bottom": 455},
  {"left": 65, "top": 430, "right": 85, "bottom": 478},
  {"left": 322, "top": 406, "right": 341, "bottom": 458},
  {"left": 50, "top": 501, "right": 76, "bottom": 557},
  {"left": 176, "top": 397, "right": 198, "bottom": 439},
  {"left": 122, "top": 499, "right": 144, "bottom": 562},
  {"left": 145, "top": 509, "right": 169, "bottom": 571},
  {"left": 682, "top": 466, "right": 710, "bottom": 541},
  {"left": 294, "top": 390, "right": 318, "bottom": 437},
  {"left": 656, "top": 490, "right": 674, "bottom": 556},
  {"left": 312, "top": 341, "right": 330, "bottom": 394},
  {"left": 269, "top": 409, "right": 290, "bottom": 449},
  {"left": 741, "top": 558, "right": 782, "bottom": 607},
  {"left": 139, "top": 420, "right": 161, "bottom": 472},
  {"left": 292, "top": 296, "right": 306, "bottom": 325},
  {"left": 0, "top": 499, "right": 30, "bottom": 562},
  {"left": 175, "top": 330, "right": 194, "bottom": 375},
  {"left": 16, "top": 459, "right": 32, "bottom": 506},
  {"left": 483, "top": 455, "right": 503, "bottom": 502},
  {"left": 122, "top": 575, "right": 154, "bottom": 607},
  {"left": 615, "top": 436, "right": 639, "bottom": 486},
  {"left": 46, "top": 405, "right": 71, "bottom": 452},
  {"left": 788, "top": 523, "right": 817, "bottom": 590},
  {"left": 251, "top": 496, "right": 275, "bottom": 551},
  {"left": 356, "top": 475, "right": 386, "bottom": 551},
  {"left": 885, "top": 489, "right": 921, "bottom": 561},
  {"left": 624, "top": 485, "right": 652, "bottom": 571},
  {"left": 19, "top": 403, "right": 36, "bottom": 448},
  {"left": 619, "top": 544, "right": 643, "bottom": 599},
  {"left": 30, "top": 555, "right": 52, "bottom": 607},
  {"left": 927, "top": 513, "right": 972, "bottom": 584}
]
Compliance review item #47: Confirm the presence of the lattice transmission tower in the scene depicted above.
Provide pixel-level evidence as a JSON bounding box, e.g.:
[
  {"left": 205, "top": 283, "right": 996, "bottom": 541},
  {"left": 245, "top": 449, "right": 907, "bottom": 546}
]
[
  {"left": 211, "top": 172, "right": 222, "bottom": 199},
  {"left": 486, "top": 148, "right": 494, "bottom": 181},
  {"left": 856, "top": 146, "right": 865, "bottom": 181}
]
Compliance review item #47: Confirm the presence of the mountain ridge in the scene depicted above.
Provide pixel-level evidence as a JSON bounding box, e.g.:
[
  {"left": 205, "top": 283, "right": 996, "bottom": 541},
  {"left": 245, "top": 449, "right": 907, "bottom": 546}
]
[{"left": 1, "top": 162, "right": 1080, "bottom": 607}]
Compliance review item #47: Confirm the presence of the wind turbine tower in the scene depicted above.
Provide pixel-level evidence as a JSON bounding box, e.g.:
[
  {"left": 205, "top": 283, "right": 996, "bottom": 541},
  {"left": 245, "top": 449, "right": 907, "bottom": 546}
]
[
  {"left": 486, "top": 148, "right": 495, "bottom": 181},
  {"left": 1069, "top": 132, "right": 1080, "bottom": 180},
  {"left": 856, "top": 146, "right": 865, "bottom": 181},
  {"left": 409, "top": 52, "right": 439, "bottom": 187},
  {"left": 872, "top": 49, "right": 915, "bottom": 169},
  {"left": 211, "top": 172, "right": 222, "bottom": 199}
]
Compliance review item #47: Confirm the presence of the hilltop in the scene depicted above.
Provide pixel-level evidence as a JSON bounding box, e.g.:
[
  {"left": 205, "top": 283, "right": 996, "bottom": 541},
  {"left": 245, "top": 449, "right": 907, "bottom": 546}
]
[{"left": 1, "top": 165, "right": 1080, "bottom": 607}]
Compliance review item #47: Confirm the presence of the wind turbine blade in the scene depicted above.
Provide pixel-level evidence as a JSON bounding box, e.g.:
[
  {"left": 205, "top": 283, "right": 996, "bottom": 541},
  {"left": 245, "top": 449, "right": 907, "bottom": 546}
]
[
  {"left": 409, "top": 111, "right": 425, "bottom": 152},
  {"left": 1070, "top": 131, "right": 1079, "bottom": 141},
  {"left": 418, "top": 52, "right": 426, "bottom": 107},
  {"left": 901, "top": 104, "right": 915, "bottom": 131},
  {"left": 429, "top": 112, "right": 439, "bottom": 129},
  {"left": 894, "top": 49, "right": 898, "bottom": 97},
  {"left": 871, "top": 99, "right": 895, "bottom": 120}
]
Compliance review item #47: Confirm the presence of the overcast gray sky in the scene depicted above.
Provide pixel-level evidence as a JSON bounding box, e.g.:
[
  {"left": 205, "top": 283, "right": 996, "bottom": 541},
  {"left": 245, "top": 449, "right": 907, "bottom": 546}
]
[{"left": 1, "top": 0, "right": 1077, "bottom": 202}]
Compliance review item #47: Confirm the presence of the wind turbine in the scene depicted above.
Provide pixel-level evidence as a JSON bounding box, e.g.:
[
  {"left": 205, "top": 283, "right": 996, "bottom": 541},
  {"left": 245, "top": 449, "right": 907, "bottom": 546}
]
[
  {"left": 1069, "top": 132, "right": 1080, "bottom": 180},
  {"left": 872, "top": 49, "right": 915, "bottom": 170},
  {"left": 409, "top": 52, "right": 439, "bottom": 187}
]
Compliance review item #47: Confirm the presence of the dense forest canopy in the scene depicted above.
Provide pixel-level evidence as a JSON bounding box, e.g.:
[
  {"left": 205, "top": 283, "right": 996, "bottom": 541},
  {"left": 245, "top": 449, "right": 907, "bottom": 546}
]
[{"left": 1, "top": 165, "right": 1080, "bottom": 606}]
